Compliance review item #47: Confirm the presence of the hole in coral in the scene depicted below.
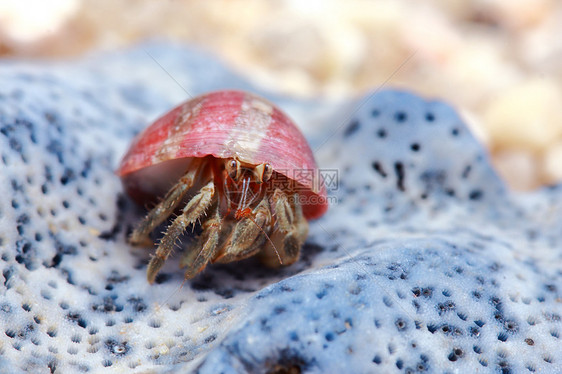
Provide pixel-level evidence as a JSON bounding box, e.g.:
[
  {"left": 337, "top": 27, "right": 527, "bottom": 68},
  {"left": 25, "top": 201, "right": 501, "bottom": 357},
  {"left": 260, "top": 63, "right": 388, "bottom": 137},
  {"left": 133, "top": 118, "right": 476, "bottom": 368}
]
[
  {"left": 448, "top": 347, "right": 464, "bottom": 362},
  {"left": 343, "top": 120, "right": 360, "bottom": 137},
  {"left": 416, "top": 362, "right": 427, "bottom": 371},
  {"left": 422, "top": 287, "right": 432, "bottom": 298},
  {"left": 395, "top": 318, "right": 407, "bottom": 331},
  {"left": 469, "top": 190, "right": 483, "bottom": 200},
  {"left": 174, "top": 329, "right": 184, "bottom": 337},
  {"left": 149, "top": 319, "right": 161, "bottom": 328},
  {"left": 394, "top": 162, "right": 405, "bottom": 192},
  {"left": 387, "top": 343, "right": 396, "bottom": 355},
  {"left": 48, "top": 360, "right": 57, "bottom": 373},
  {"left": 497, "top": 361, "right": 510, "bottom": 371},
  {"left": 504, "top": 320, "right": 518, "bottom": 332},
  {"left": 105, "top": 339, "right": 129, "bottom": 356},
  {"left": 86, "top": 345, "right": 100, "bottom": 353},
  {"left": 394, "top": 111, "right": 407, "bottom": 123},
  {"left": 371, "top": 161, "right": 387, "bottom": 178},
  {"left": 66, "top": 312, "right": 87, "bottom": 328},
  {"left": 204, "top": 334, "right": 216, "bottom": 344}
]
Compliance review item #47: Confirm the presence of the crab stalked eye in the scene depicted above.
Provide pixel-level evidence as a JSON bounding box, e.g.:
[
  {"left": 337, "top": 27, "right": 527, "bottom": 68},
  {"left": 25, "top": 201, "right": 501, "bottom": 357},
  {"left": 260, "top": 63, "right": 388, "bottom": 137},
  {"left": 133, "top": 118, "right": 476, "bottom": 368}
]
[
  {"left": 226, "top": 159, "right": 240, "bottom": 180},
  {"left": 260, "top": 163, "right": 273, "bottom": 183}
]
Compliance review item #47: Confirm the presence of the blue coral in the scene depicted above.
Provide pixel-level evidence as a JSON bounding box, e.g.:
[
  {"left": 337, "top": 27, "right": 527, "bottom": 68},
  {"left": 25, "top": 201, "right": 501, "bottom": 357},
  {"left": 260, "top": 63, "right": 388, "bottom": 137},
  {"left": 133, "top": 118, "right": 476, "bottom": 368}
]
[{"left": 0, "top": 44, "right": 560, "bottom": 373}]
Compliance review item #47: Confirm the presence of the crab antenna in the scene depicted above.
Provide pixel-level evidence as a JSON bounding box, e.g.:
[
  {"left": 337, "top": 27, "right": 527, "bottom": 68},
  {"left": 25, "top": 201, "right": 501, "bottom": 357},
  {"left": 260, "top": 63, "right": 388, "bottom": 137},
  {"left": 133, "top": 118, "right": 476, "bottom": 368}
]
[
  {"left": 159, "top": 278, "right": 187, "bottom": 310},
  {"left": 263, "top": 225, "right": 283, "bottom": 265}
]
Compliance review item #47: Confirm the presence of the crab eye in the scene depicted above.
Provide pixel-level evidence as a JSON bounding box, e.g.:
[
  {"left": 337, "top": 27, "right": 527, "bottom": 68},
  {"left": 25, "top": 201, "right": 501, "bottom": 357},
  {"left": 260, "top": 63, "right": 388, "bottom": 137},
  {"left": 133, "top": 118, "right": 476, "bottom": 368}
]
[
  {"left": 262, "top": 163, "right": 273, "bottom": 182},
  {"left": 253, "top": 163, "right": 273, "bottom": 183},
  {"left": 226, "top": 159, "right": 240, "bottom": 180}
]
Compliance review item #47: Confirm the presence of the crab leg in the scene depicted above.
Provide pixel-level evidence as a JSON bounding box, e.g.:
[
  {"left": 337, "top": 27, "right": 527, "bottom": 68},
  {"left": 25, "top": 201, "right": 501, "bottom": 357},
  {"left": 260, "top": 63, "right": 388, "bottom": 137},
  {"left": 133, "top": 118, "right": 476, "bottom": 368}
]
[
  {"left": 259, "top": 190, "right": 308, "bottom": 267},
  {"left": 213, "top": 198, "right": 272, "bottom": 264},
  {"left": 180, "top": 203, "right": 222, "bottom": 280},
  {"left": 146, "top": 180, "right": 215, "bottom": 283},
  {"left": 129, "top": 158, "right": 206, "bottom": 246},
  {"left": 292, "top": 192, "right": 309, "bottom": 243}
]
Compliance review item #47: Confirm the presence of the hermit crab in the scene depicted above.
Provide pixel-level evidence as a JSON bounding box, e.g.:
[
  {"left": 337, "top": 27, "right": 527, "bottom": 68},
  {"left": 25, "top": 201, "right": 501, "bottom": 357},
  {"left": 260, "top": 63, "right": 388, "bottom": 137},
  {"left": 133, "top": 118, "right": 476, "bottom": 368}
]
[{"left": 118, "top": 90, "right": 328, "bottom": 283}]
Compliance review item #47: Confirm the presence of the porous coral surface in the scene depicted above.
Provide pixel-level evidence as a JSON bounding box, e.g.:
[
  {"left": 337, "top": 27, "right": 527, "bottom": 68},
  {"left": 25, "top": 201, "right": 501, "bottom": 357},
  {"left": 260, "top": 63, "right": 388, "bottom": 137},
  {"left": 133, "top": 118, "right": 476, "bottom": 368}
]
[{"left": 0, "top": 44, "right": 560, "bottom": 373}]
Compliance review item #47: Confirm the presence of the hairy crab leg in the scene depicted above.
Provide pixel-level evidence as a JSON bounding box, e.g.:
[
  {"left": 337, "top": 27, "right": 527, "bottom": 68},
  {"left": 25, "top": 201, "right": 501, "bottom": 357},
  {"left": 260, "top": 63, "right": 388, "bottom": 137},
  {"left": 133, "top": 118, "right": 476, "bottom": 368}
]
[
  {"left": 213, "top": 198, "right": 272, "bottom": 264},
  {"left": 181, "top": 203, "right": 222, "bottom": 280},
  {"left": 292, "top": 192, "right": 309, "bottom": 243},
  {"left": 146, "top": 180, "right": 215, "bottom": 283},
  {"left": 129, "top": 158, "right": 206, "bottom": 246},
  {"left": 180, "top": 219, "right": 234, "bottom": 269}
]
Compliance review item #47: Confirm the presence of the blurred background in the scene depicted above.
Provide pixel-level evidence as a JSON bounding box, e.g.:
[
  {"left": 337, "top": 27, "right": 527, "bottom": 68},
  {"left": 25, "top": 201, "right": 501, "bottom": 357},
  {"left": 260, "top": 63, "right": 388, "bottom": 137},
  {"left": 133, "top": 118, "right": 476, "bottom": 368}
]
[{"left": 1, "top": 0, "right": 561, "bottom": 190}]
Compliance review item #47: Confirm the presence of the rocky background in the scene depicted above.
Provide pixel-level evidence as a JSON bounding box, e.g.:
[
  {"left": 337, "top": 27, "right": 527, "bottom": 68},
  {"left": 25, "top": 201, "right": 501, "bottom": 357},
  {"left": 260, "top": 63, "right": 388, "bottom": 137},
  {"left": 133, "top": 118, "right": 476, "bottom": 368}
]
[{"left": 1, "top": 0, "right": 561, "bottom": 190}]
